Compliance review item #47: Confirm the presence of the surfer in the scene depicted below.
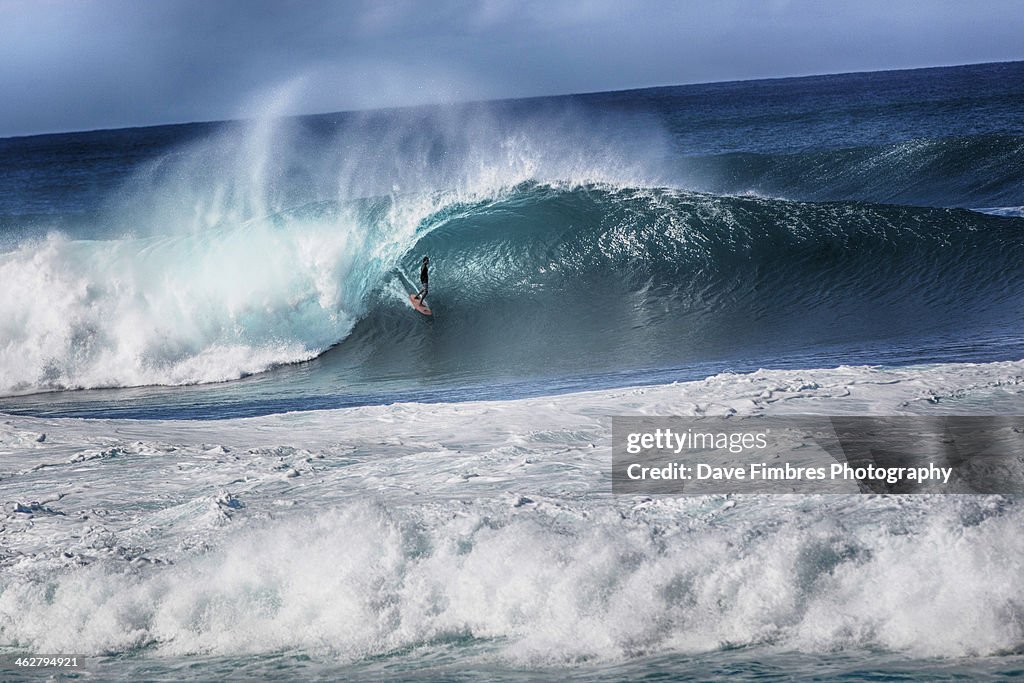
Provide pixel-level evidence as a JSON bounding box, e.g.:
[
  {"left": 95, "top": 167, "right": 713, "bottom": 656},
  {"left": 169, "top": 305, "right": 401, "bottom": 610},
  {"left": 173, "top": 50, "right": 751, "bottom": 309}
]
[{"left": 415, "top": 255, "right": 429, "bottom": 303}]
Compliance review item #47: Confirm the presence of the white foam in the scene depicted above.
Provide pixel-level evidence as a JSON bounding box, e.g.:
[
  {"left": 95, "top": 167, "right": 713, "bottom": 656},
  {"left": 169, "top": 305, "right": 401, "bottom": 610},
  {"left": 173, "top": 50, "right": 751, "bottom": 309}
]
[
  {"left": 1, "top": 359, "right": 1023, "bottom": 663},
  {"left": 1, "top": 497, "right": 1019, "bottom": 662},
  {"left": 972, "top": 206, "right": 1024, "bottom": 218},
  {"left": 0, "top": 222, "right": 363, "bottom": 394}
]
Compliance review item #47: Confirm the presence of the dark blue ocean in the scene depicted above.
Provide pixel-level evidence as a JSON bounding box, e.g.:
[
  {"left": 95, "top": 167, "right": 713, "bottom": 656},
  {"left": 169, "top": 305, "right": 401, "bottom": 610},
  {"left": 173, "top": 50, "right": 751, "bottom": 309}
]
[
  {"left": 1, "top": 61, "right": 1023, "bottom": 418},
  {"left": 2, "top": 63, "right": 1024, "bottom": 683}
]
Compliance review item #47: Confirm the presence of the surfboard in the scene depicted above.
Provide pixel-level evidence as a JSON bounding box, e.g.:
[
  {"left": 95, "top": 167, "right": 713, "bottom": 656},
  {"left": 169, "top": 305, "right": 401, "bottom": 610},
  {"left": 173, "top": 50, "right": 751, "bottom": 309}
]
[
  {"left": 395, "top": 269, "right": 433, "bottom": 316},
  {"left": 408, "top": 293, "right": 433, "bottom": 316}
]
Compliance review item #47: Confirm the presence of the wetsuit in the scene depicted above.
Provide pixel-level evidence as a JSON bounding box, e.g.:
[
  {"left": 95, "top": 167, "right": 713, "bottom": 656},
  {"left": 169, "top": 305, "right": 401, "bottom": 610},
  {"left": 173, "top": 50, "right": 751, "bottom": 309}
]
[{"left": 417, "top": 261, "right": 429, "bottom": 301}]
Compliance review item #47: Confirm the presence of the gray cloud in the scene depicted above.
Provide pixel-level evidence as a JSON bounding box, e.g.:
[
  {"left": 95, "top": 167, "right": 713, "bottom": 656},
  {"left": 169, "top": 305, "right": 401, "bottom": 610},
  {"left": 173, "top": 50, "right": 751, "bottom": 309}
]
[{"left": 1, "top": 0, "right": 1023, "bottom": 137}]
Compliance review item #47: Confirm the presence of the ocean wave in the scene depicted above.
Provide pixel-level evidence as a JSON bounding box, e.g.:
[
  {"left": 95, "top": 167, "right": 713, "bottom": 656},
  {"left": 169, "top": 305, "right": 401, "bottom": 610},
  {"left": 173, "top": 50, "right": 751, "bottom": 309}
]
[{"left": 3, "top": 183, "right": 1024, "bottom": 396}]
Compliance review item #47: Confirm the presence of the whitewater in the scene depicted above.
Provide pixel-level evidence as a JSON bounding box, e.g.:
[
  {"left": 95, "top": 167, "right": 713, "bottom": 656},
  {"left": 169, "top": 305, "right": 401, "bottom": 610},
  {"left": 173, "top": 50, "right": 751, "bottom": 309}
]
[
  {"left": 2, "top": 361, "right": 1023, "bottom": 680},
  {"left": 2, "top": 61, "right": 1024, "bottom": 680}
]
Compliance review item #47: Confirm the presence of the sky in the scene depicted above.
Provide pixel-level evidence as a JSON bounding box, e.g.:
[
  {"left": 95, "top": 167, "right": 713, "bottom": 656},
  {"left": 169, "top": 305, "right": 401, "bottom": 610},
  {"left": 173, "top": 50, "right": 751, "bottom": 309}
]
[{"left": 1, "top": 0, "right": 1023, "bottom": 137}]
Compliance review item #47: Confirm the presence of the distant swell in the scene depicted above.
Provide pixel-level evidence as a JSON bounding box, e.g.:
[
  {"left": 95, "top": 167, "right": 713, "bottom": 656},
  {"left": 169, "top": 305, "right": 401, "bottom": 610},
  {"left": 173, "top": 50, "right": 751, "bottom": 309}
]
[{"left": 678, "top": 134, "right": 1024, "bottom": 208}]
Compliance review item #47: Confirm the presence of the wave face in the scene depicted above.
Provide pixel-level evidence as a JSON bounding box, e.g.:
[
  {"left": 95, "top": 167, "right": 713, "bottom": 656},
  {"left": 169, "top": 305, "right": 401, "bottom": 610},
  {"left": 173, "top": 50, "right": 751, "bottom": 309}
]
[
  {"left": 1, "top": 61, "right": 1023, "bottom": 408},
  {"left": 331, "top": 185, "right": 1024, "bottom": 388}
]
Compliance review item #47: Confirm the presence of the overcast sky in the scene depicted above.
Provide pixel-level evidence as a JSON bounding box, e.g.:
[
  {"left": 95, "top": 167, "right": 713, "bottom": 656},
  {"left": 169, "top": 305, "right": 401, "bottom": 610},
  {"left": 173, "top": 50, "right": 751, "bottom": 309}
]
[{"left": 2, "top": 0, "right": 1023, "bottom": 137}]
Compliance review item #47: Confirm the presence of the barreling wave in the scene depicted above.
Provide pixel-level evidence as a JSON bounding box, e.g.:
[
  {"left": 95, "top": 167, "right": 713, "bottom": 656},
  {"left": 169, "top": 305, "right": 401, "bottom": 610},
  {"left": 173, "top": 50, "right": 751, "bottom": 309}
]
[{"left": 4, "top": 178, "right": 1022, "bottom": 396}]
